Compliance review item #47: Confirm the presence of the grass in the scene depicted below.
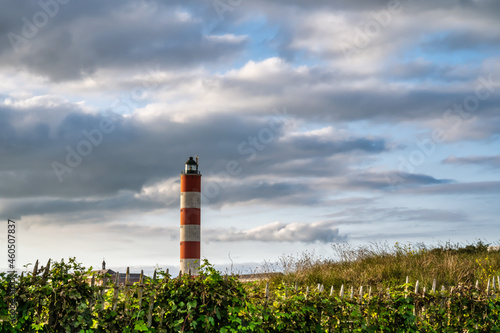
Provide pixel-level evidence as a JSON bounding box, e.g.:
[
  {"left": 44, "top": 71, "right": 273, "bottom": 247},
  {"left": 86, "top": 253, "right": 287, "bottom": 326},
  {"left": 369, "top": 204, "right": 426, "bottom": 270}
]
[{"left": 261, "top": 240, "right": 500, "bottom": 291}]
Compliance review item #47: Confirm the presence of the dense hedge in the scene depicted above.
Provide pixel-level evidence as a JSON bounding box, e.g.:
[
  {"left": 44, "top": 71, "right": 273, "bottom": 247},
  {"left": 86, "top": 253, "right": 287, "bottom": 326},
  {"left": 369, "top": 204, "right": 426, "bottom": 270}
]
[{"left": 1, "top": 258, "right": 499, "bottom": 332}]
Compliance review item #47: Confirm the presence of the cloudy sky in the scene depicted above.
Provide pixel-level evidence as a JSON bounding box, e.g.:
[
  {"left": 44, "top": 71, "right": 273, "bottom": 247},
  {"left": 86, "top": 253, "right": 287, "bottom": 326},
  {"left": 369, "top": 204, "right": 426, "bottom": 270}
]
[{"left": 1, "top": 0, "right": 499, "bottom": 274}]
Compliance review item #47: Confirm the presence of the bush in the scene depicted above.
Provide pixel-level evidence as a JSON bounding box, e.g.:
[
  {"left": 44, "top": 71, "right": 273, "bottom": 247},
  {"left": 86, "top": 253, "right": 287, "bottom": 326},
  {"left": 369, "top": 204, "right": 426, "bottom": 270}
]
[{"left": 1, "top": 242, "right": 499, "bottom": 332}]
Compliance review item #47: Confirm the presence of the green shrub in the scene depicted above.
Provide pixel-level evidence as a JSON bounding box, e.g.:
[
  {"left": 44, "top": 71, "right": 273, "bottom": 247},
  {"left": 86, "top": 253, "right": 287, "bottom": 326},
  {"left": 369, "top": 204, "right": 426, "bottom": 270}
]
[{"left": 1, "top": 241, "right": 499, "bottom": 332}]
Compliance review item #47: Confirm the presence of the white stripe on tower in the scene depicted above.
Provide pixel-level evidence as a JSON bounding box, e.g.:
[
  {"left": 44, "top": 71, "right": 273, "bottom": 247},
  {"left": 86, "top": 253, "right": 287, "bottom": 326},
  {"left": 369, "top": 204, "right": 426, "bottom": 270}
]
[{"left": 180, "top": 192, "right": 201, "bottom": 209}]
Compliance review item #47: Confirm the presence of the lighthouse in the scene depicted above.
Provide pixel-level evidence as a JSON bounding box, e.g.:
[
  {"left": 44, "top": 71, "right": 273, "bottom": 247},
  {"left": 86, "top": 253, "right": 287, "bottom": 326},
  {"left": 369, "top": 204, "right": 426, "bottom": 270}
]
[{"left": 180, "top": 156, "right": 201, "bottom": 274}]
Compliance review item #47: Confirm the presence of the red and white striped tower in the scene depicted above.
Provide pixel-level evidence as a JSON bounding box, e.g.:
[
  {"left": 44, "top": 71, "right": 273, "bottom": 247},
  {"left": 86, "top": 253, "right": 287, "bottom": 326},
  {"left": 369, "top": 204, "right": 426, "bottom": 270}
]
[{"left": 180, "top": 156, "right": 201, "bottom": 274}]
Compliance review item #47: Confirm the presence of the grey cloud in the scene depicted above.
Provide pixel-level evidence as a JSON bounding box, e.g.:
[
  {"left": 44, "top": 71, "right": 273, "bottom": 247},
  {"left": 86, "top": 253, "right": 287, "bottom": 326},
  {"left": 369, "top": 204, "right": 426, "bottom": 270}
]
[
  {"left": 324, "top": 206, "right": 470, "bottom": 227},
  {"left": 1, "top": 0, "right": 246, "bottom": 81},
  {"left": 342, "top": 171, "right": 453, "bottom": 191},
  {"left": 0, "top": 192, "right": 170, "bottom": 222},
  {"left": 0, "top": 102, "right": 391, "bottom": 190},
  {"left": 400, "top": 181, "right": 500, "bottom": 195},
  {"left": 213, "top": 64, "right": 500, "bottom": 126},
  {"left": 206, "top": 220, "right": 347, "bottom": 243},
  {"left": 325, "top": 197, "right": 379, "bottom": 206},
  {"left": 103, "top": 223, "right": 178, "bottom": 241},
  {"left": 230, "top": 133, "right": 390, "bottom": 180},
  {"left": 386, "top": 61, "right": 476, "bottom": 82},
  {"left": 3, "top": 0, "right": 500, "bottom": 130},
  {"left": 290, "top": 136, "right": 387, "bottom": 155},
  {"left": 422, "top": 31, "right": 500, "bottom": 53},
  {"left": 252, "top": 0, "right": 500, "bottom": 107},
  {"left": 453, "top": 116, "right": 500, "bottom": 142},
  {"left": 257, "top": 0, "right": 500, "bottom": 13},
  {"left": 2, "top": 0, "right": 499, "bottom": 87},
  {"left": 0, "top": 102, "right": 397, "bottom": 218},
  {"left": 254, "top": 1, "right": 500, "bottom": 54},
  {"left": 202, "top": 180, "right": 318, "bottom": 209},
  {"left": 390, "top": 208, "right": 468, "bottom": 223},
  {"left": 0, "top": 105, "right": 276, "bottom": 199},
  {"left": 443, "top": 155, "right": 500, "bottom": 169},
  {"left": 0, "top": 94, "right": 460, "bottom": 222}
]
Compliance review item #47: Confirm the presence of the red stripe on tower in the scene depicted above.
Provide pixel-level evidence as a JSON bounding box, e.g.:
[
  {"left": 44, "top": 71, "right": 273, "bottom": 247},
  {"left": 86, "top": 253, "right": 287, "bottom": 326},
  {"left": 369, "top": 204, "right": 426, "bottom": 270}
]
[{"left": 180, "top": 156, "right": 201, "bottom": 274}]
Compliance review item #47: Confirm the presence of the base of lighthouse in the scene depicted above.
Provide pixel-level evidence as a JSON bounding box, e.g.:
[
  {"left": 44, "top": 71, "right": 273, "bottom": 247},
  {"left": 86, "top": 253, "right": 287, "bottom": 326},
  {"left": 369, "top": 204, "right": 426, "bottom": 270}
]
[{"left": 180, "top": 259, "right": 200, "bottom": 274}]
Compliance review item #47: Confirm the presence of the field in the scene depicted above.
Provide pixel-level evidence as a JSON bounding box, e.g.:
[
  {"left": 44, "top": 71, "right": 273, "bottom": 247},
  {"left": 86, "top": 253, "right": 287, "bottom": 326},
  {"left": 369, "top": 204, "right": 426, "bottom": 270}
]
[
  {"left": 266, "top": 240, "right": 500, "bottom": 289},
  {"left": 0, "top": 241, "right": 499, "bottom": 332}
]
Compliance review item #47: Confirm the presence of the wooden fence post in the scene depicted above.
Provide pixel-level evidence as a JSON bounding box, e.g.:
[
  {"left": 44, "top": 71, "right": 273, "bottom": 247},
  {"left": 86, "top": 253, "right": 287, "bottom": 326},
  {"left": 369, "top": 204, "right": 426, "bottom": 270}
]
[
  {"left": 112, "top": 272, "right": 120, "bottom": 311},
  {"left": 137, "top": 270, "right": 144, "bottom": 312},
  {"left": 163, "top": 269, "right": 169, "bottom": 284},
  {"left": 38, "top": 259, "right": 51, "bottom": 323},
  {"left": 90, "top": 273, "right": 96, "bottom": 310},
  {"left": 41, "top": 259, "right": 50, "bottom": 284},
  {"left": 31, "top": 260, "right": 39, "bottom": 283},
  {"left": 147, "top": 269, "right": 157, "bottom": 328},
  {"left": 405, "top": 276, "right": 409, "bottom": 298},
  {"left": 101, "top": 273, "right": 108, "bottom": 311},
  {"left": 125, "top": 267, "right": 131, "bottom": 313}
]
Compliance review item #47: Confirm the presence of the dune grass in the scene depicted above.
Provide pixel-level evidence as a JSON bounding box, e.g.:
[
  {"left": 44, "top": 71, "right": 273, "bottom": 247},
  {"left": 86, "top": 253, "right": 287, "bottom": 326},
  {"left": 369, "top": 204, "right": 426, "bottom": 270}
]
[{"left": 263, "top": 240, "right": 500, "bottom": 291}]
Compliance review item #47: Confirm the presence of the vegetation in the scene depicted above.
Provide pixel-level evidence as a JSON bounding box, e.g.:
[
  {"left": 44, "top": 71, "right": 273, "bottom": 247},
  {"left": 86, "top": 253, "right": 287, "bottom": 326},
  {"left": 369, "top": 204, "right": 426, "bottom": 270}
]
[
  {"left": 0, "top": 241, "right": 498, "bottom": 332},
  {"left": 269, "top": 240, "right": 500, "bottom": 290}
]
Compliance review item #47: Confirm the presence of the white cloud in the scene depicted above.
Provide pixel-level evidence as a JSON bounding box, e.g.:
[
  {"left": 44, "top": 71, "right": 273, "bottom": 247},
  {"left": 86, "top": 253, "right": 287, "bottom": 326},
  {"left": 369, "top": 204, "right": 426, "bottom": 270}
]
[
  {"left": 206, "top": 34, "right": 248, "bottom": 44},
  {"left": 206, "top": 220, "right": 346, "bottom": 243}
]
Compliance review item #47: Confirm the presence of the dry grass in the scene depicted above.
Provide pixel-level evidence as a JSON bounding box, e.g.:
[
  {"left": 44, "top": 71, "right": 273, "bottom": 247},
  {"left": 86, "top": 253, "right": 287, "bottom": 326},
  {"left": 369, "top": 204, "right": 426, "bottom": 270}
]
[{"left": 264, "top": 240, "right": 500, "bottom": 290}]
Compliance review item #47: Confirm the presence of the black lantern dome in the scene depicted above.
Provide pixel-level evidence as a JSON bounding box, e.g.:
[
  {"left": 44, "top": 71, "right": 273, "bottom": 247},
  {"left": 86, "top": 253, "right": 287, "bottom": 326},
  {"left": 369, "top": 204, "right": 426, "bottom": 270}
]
[{"left": 184, "top": 156, "right": 198, "bottom": 174}]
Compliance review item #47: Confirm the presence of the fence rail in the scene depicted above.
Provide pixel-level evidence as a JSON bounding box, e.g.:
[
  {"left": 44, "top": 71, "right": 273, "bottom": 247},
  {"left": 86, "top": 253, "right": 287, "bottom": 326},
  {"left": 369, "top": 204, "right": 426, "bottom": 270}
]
[{"left": 272, "top": 275, "right": 500, "bottom": 301}]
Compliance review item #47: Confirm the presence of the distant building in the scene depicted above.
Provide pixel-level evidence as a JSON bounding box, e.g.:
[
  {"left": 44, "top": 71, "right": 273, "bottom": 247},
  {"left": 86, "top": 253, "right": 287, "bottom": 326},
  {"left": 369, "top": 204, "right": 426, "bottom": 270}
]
[{"left": 90, "top": 260, "right": 142, "bottom": 285}]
